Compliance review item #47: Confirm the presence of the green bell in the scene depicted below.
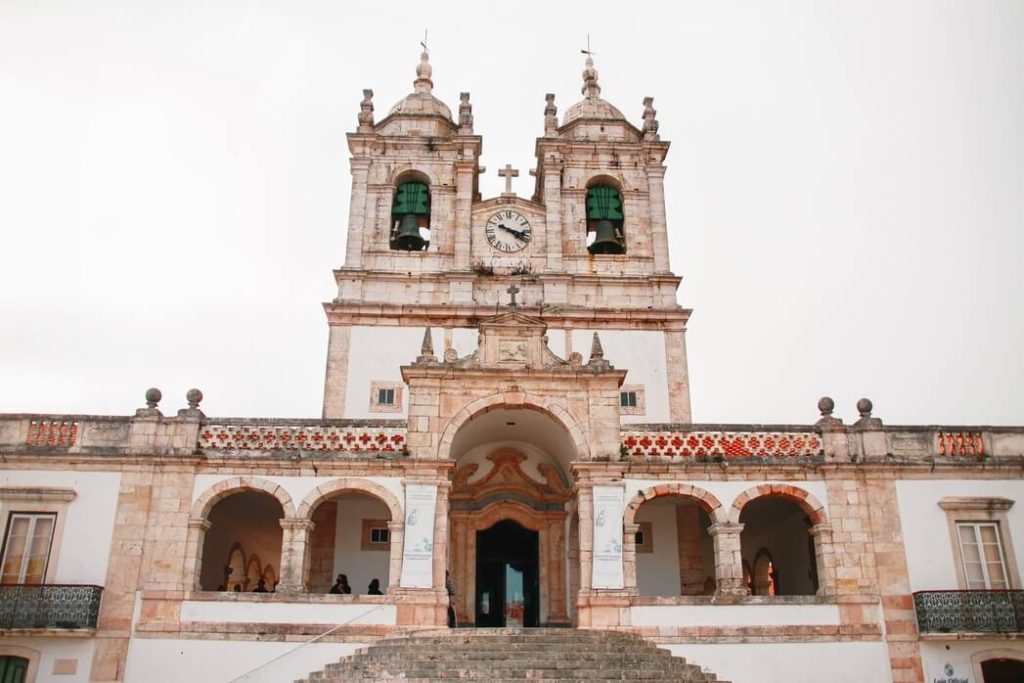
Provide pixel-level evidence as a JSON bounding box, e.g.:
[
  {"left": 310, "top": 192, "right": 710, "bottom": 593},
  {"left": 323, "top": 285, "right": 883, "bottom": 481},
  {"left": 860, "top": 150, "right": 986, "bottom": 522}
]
[
  {"left": 391, "top": 214, "right": 427, "bottom": 251},
  {"left": 587, "top": 219, "right": 625, "bottom": 255}
]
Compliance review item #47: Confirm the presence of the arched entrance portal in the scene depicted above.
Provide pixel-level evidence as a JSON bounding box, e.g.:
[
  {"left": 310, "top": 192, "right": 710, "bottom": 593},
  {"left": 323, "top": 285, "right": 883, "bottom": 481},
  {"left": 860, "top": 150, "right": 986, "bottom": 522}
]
[
  {"left": 476, "top": 520, "right": 539, "bottom": 627},
  {"left": 982, "top": 658, "right": 1024, "bottom": 682},
  {"left": 447, "top": 405, "right": 577, "bottom": 627}
]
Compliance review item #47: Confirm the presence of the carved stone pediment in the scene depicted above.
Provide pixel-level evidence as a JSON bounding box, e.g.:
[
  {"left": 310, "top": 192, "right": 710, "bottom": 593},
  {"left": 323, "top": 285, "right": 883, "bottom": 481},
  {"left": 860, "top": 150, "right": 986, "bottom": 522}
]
[
  {"left": 451, "top": 449, "right": 570, "bottom": 506},
  {"left": 425, "top": 310, "right": 584, "bottom": 370}
]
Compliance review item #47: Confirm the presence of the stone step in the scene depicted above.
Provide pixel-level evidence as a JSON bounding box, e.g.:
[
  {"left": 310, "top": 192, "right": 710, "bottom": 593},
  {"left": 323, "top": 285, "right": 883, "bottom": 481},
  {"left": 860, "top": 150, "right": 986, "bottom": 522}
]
[{"left": 296, "top": 629, "right": 728, "bottom": 683}]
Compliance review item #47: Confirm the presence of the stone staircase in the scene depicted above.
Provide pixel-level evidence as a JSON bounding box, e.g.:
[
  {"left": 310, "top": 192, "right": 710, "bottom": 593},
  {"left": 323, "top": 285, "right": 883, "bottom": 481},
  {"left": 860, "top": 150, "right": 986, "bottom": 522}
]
[{"left": 297, "top": 628, "right": 728, "bottom": 682}]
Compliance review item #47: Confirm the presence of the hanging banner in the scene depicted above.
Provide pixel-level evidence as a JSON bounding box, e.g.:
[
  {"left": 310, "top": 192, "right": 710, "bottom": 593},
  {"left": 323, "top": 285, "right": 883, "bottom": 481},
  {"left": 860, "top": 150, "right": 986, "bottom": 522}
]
[
  {"left": 399, "top": 484, "right": 437, "bottom": 588},
  {"left": 591, "top": 485, "right": 625, "bottom": 589}
]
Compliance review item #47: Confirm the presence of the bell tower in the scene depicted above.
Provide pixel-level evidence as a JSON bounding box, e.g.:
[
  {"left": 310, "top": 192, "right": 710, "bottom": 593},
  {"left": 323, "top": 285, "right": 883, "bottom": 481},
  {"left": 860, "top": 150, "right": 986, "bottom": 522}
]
[{"left": 323, "top": 53, "right": 691, "bottom": 425}]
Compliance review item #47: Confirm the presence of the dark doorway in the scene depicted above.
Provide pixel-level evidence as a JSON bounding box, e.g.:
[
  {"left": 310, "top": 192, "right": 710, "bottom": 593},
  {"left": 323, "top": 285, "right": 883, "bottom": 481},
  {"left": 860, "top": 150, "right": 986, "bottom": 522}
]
[
  {"left": 982, "top": 658, "right": 1024, "bottom": 682},
  {"left": 475, "top": 520, "right": 539, "bottom": 627}
]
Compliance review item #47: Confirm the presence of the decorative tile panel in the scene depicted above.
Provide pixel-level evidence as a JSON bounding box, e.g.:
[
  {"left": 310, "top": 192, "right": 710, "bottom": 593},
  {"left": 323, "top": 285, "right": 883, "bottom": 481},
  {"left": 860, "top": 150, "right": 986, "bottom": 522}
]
[
  {"left": 622, "top": 430, "right": 821, "bottom": 459},
  {"left": 198, "top": 424, "right": 407, "bottom": 453}
]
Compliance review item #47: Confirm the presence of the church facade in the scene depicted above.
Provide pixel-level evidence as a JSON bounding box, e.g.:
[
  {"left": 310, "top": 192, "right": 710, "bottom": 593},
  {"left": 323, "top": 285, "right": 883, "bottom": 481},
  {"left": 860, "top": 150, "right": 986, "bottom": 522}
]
[{"left": 2, "top": 53, "right": 1024, "bottom": 683}]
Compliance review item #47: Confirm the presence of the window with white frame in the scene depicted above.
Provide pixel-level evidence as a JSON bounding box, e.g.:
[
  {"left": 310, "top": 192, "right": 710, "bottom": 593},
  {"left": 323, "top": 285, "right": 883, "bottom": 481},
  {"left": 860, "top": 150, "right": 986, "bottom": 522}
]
[
  {"left": 361, "top": 518, "right": 392, "bottom": 551},
  {"left": 1, "top": 513, "right": 56, "bottom": 585},
  {"left": 939, "top": 496, "right": 1020, "bottom": 591},
  {"left": 957, "top": 522, "right": 1009, "bottom": 590}
]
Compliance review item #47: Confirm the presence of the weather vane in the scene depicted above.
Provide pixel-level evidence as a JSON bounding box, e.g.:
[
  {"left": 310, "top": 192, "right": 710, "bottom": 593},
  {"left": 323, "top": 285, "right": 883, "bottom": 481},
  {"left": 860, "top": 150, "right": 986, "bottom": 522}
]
[{"left": 581, "top": 34, "right": 596, "bottom": 56}]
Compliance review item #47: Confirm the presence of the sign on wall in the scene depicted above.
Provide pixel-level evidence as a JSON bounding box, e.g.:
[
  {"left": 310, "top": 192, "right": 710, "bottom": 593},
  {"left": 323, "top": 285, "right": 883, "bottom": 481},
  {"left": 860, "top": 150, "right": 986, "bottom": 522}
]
[
  {"left": 591, "top": 485, "right": 625, "bottom": 589},
  {"left": 927, "top": 661, "right": 971, "bottom": 683},
  {"left": 399, "top": 484, "right": 437, "bottom": 588}
]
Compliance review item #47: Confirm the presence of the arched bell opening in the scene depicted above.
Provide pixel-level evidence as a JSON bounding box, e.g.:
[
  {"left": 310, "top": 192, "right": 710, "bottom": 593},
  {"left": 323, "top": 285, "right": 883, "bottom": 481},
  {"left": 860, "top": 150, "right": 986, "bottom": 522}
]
[
  {"left": 982, "top": 658, "right": 1024, "bottom": 683},
  {"left": 390, "top": 171, "right": 432, "bottom": 251},
  {"left": 739, "top": 497, "right": 818, "bottom": 596},
  {"left": 446, "top": 404, "right": 577, "bottom": 627},
  {"left": 584, "top": 177, "right": 626, "bottom": 255},
  {"left": 633, "top": 496, "right": 716, "bottom": 596},
  {"left": 200, "top": 491, "right": 283, "bottom": 592},
  {"left": 306, "top": 491, "right": 393, "bottom": 595}
]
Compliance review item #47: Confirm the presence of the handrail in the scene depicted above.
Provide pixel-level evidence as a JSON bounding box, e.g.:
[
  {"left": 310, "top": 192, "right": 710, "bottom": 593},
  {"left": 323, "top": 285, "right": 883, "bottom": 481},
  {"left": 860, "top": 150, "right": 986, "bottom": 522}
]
[{"left": 226, "top": 603, "right": 387, "bottom": 682}]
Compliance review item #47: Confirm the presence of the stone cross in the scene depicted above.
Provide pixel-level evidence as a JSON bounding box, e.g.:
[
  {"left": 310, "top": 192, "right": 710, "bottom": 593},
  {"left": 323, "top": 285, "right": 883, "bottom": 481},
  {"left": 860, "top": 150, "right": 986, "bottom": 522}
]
[
  {"left": 498, "top": 164, "right": 519, "bottom": 196},
  {"left": 506, "top": 284, "right": 520, "bottom": 309}
]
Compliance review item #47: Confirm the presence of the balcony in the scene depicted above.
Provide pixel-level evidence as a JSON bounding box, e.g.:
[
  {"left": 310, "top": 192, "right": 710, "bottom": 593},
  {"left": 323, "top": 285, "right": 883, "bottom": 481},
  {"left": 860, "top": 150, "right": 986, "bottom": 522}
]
[
  {"left": 914, "top": 590, "right": 1024, "bottom": 634},
  {"left": 0, "top": 584, "right": 103, "bottom": 630}
]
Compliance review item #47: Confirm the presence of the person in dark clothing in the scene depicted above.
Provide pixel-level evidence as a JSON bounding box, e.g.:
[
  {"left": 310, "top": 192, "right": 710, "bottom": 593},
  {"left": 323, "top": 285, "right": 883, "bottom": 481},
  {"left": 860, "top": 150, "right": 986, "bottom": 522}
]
[
  {"left": 329, "top": 573, "right": 352, "bottom": 594},
  {"left": 367, "top": 578, "right": 383, "bottom": 595}
]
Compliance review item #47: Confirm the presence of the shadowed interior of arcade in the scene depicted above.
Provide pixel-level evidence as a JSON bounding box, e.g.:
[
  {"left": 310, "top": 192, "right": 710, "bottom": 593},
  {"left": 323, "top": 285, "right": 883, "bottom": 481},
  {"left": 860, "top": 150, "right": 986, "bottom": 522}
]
[{"left": 446, "top": 405, "right": 578, "bottom": 626}]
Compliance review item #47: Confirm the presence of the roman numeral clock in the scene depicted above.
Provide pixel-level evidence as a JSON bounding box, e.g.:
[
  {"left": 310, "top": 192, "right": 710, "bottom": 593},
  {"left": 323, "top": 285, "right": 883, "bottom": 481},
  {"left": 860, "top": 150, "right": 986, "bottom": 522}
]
[{"left": 483, "top": 209, "right": 532, "bottom": 253}]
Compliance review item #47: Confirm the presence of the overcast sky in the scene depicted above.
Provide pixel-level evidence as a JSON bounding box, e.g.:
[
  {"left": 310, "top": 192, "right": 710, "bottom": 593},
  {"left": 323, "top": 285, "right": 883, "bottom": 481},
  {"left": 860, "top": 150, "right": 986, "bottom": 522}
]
[{"left": 1, "top": 1, "right": 1022, "bottom": 426}]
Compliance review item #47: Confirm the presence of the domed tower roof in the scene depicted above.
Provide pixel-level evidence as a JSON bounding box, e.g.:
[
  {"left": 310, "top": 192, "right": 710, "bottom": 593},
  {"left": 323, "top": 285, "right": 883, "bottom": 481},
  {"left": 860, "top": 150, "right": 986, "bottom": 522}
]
[
  {"left": 562, "top": 55, "right": 626, "bottom": 125},
  {"left": 387, "top": 50, "right": 453, "bottom": 121}
]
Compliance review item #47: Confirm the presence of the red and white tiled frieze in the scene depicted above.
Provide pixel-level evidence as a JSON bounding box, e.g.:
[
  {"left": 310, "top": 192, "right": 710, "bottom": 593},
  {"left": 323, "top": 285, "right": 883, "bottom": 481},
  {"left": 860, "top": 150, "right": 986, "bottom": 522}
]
[
  {"left": 198, "top": 423, "right": 407, "bottom": 453},
  {"left": 621, "top": 430, "right": 822, "bottom": 459}
]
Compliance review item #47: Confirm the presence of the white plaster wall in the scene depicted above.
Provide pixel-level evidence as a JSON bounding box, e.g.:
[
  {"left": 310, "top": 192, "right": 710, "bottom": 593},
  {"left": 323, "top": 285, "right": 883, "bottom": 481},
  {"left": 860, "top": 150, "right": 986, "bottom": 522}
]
[
  {"left": 635, "top": 502, "right": 681, "bottom": 596},
  {"left": 0, "top": 470, "right": 120, "bottom": 584},
  {"left": 181, "top": 600, "right": 395, "bottom": 625},
  {"left": 191, "top": 474, "right": 405, "bottom": 518},
  {"left": 898, "top": 479, "right": 1024, "bottom": 591},
  {"left": 667, "top": 641, "right": 891, "bottom": 683},
  {"left": 632, "top": 602, "right": 840, "bottom": 627},
  {"left": 571, "top": 329, "right": 669, "bottom": 423},
  {"left": 920, "top": 640, "right": 1024, "bottom": 683},
  {"left": 1, "top": 637, "right": 95, "bottom": 683},
  {"left": 346, "top": 325, "right": 427, "bottom": 419},
  {"left": 124, "top": 637, "right": 364, "bottom": 683},
  {"left": 623, "top": 479, "right": 830, "bottom": 518},
  {"left": 333, "top": 495, "right": 392, "bottom": 593}
]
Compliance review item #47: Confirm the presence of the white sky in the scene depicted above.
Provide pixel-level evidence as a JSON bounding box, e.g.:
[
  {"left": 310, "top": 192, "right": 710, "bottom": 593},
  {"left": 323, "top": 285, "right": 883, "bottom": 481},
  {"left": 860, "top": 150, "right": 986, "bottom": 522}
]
[{"left": 1, "top": 1, "right": 1022, "bottom": 426}]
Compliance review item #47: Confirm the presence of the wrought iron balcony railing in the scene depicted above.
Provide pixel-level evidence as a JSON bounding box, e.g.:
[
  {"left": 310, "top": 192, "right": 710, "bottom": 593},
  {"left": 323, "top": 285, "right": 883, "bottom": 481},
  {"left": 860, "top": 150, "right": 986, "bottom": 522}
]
[
  {"left": 914, "top": 590, "right": 1024, "bottom": 634},
  {"left": 0, "top": 584, "right": 103, "bottom": 630}
]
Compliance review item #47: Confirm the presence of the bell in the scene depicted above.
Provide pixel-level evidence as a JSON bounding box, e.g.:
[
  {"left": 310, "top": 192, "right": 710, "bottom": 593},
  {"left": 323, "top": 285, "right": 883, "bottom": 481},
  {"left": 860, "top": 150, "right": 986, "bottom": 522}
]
[
  {"left": 392, "top": 214, "right": 426, "bottom": 251},
  {"left": 587, "top": 219, "right": 625, "bottom": 255}
]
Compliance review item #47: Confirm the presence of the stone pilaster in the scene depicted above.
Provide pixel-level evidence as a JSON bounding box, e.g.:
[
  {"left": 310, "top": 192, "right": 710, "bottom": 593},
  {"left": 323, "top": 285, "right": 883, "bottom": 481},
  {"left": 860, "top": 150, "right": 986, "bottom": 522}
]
[
  {"left": 676, "top": 504, "right": 704, "bottom": 594},
  {"left": 810, "top": 523, "right": 837, "bottom": 596},
  {"left": 387, "top": 520, "right": 404, "bottom": 590},
  {"left": 321, "top": 325, "right": 351, "bottom": 419},
  {"left": 343, "top": 157, "right": 371, "bottom": 268},
  {"left": 543, "top": 156, "right": 564, "bottom": 272},
  {"left": 182, "top": 518, "right": 211, "bottom": 591},
  {"left": 646, "top": 164, "right": 670, "bottom": 273},
  {"left": 663, "top": 326, "right": 692, "bottom": 423},
  {"left": 277, "top": 518, "right": 314, "bottom": 594},
  {"left": 708, "top": 522, "right": 747, "bottom": 596},
  {"left": 576, "top": 485, "right": 594, "bottom": 592}
]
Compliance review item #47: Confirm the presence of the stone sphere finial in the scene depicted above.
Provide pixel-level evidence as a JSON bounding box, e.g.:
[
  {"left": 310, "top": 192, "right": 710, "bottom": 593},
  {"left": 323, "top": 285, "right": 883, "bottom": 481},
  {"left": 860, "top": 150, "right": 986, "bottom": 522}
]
[
  {"left": 817, "top": 396, "right": 834, "bottom": 417},
  {"left": 145, "top": 387, "right": 162, "bottom": 408},
  {"left": 186, "top": 388, "right": 204, "bottom": 410},
  {"left": 856, "top": 398, "right": 873, "bottom": 418}
]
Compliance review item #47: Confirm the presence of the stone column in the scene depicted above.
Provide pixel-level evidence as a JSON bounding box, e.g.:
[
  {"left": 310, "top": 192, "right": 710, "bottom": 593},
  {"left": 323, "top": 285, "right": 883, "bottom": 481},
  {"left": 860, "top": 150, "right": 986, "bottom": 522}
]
[
  {"left": 622, "top": 522, "right": 640, "bottom": 595},
  {"left": 709, "top": 522, "right": 748, "bottom": 596},
  {"left": 433, "top": 481, "right": 451, "bottom": 595},
  {"left": 277, "top": 518, "right": 314, "bottom": 594},
  {"left": 387, "top": 520, "right": 404, "bottom": 590},
  {"left": 664, "top": 326, "right": 692, "bottom": 423},
  {"left": 543, "top": 158, "right": 564, "bottom": 271},
  {"left": 811, "top": 523, "right": 837, "bottom": 596},
  {"left": 183, "top": 518, "right": 211, "bottom": 591},
  {"left": 676, "top": 505, "right": 704, "bottom": 594},
  {"left": 576, "top": 485, "right": 594, "bottom": 592},
  {"left": 453, "top": 160, "right": 476, "bottom": 269}
]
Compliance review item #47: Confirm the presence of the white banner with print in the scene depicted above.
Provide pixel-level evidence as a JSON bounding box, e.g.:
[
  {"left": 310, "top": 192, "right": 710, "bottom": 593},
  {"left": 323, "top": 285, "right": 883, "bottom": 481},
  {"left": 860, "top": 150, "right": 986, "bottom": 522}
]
[
  {"left": 399, "top": 484, "right": 437, "bottom": 588},
  {"left": 591, "top": 485, "right": 625, "bottom": 589}
]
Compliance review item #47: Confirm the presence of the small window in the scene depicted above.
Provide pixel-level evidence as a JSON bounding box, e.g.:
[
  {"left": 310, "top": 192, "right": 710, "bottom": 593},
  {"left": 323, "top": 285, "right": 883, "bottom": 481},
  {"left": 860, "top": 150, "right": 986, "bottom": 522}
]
[
  {"left": 585, "top": 185, "right": 626, "bottom": 255},
  {"left": 1, "top": 513, "right": 56, "bottom": 585},
  {"left": 618, "top": 384, "right": 645, "bottom": 416},
  {"left": 361, "top": 519, "right": 392, "bottom": 551},
  {"left": 369, "top": 382, "right": 403, "bottom": 413},
  {"left": 0, "top": 656, "right": 29, "bottom": 683},
  {"left": 390, "top": 181, "right": 430, "bottom": 251},
  {"left": 957, "top": 522, "right": 1009, "bottom": 589}
]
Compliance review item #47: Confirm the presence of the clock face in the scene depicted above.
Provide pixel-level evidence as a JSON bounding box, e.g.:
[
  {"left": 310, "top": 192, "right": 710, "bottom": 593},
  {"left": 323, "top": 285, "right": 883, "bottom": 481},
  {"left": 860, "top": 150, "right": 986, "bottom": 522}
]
[{"left": 484, "top": 210, "right": 532, "bottom": 253}]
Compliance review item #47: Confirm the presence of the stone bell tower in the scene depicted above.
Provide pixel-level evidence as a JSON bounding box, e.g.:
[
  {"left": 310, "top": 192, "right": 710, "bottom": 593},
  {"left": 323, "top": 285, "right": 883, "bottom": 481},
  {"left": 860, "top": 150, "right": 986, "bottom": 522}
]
[{"left": 323, "top": 52, "right": 691, "bottom": 425}]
